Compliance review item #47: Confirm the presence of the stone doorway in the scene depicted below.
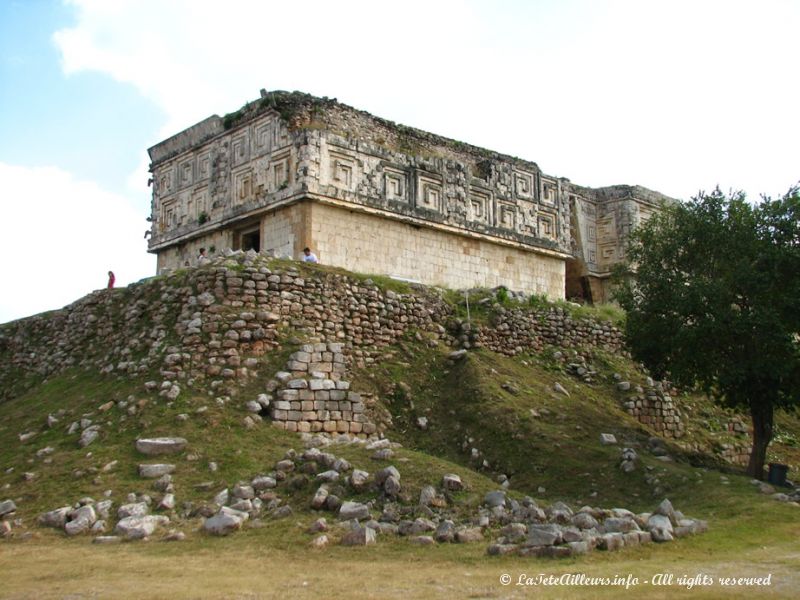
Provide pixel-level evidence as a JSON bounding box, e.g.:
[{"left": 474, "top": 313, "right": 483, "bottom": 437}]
[{"left": 239, "top": 228, "right": 261, "bottom": 252}]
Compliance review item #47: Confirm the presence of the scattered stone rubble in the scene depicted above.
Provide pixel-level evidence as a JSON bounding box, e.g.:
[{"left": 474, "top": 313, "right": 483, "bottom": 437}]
[
  {"left": 24, "top": 429, "right": 799, "bottom": 552},
  {"left": 185, "top": 437, "right": 712, "bottom": 559}
]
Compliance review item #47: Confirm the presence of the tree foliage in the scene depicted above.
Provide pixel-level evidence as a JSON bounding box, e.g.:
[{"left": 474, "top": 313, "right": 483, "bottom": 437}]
[{"left": 615, "top": 187, "right": 800, "bottom": 478}]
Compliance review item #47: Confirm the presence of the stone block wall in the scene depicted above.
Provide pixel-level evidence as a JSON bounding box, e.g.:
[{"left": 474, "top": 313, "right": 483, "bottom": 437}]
[
  {"left": 717, "top": 444, "right": 750, "bottom": 466},
  {"left": 309, "top": 202, "right": 566, "bottom": 299},
  {"left": 268, "top": 342, "right": 377, "bottom": 435},
  {"left": 621, "top": 387, "right": 685, "bottom": 439},
  {"left": 463, "top": 306, "right": 625, "bottom": 355}
]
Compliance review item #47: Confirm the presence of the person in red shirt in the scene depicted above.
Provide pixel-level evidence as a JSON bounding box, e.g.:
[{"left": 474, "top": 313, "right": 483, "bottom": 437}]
[{"left": 107, "top": 271, "right": 115, "bottom": 289}]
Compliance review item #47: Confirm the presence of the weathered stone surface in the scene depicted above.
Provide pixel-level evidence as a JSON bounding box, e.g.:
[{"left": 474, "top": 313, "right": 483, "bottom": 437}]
[
  {"left": 91, "top": 520, "right": 107, "bottom": 534},
  {"left": 597, "top": 532, "right": 624, "bottom": 551},
  {"left": 435, "top": 520, "right": 456, "bottom": 543},
  {"left": 419, "top": 485, "right": 437, "bottom": 507},
  {"left": 650, "top": 527, "right": 674, "bottom": 543},
  {"left": 340, "top": 527, "right": 376, "bottom": 546},
  {"left": 571, "top": 512, "right": 599, "bottom": 530},
  {"left": 229, "top": 499, "right": 253, "bottom": 513},
  {"left": 655, "top": 498, "right": 678, "bottom": 525},
  {"left": 232, "top": 484, "right": 255, "bottom": 499},
  {"left": 138, "top": 464, "right": 176, "bottom": 478},
  {"left": 338, "top": 501, "right": 370, "bottom": 521},
  {"left": 316, "top": 470, "right": 340, "bottom": 483},
  {"left": 553, "top": 382, "right": 570, "bottom": 396},
  {"left": 448, "top": 350, "right": 468, "bottom": 361},
  {"left": 526, "top": 524, "right": 562, "bottom": 547},
  {"left": 567, "top": 540, "right": 592, "bottom": 555},
  {"left": 115, "top": 515, "right": 169, "bottom": 539},
  {"left": 309, "top": 518, "right": 328, "bottom": 533},
  {"left": 311, "top": 486, "right": 329, "bottom": 509},
  {"left": 349, "top": 470, "right": 369, "bottom": 490},
  {"left": 500, "top": 523, "right": 527, "bottom": 544},
  {"left": 372, "top": 448, "right": 394, "bottom": 460},
  {"left": 455, "top": 527, "right": 484, "bottom": 543},
  {"left": 203, "top": 507, "right": 248, "bottom": 536},
  {"left": 600, "top": 433, "right": 618, "bottom": 445},
  {"left": 484, "top": 491, "right": 506, "bottom": 508},
  {"left": 547, "top": 501, "right": 574, "bottom": 523},
  {"left": 39, "top": 506, "right": 71, "bottom": 529},
  {"left": 325, "top": 495, "right": 342, "bottom": 512},
  {"left": 310, "top": 534, "right": 329, "bottom": 548},
  {"left": 117, "top": 502, "right": 149, "bottom": 519},
  {"left": 375, "top": 466, "right": 400, "bottom": 486},
  {"left": 561, "top": 526, "right": 583, "bottom": 543},
  {"left": 383, "top": 475, "right": 401, "bottom": 497},
  {"left": 408, "top": 518, "right": 436, "bottom": 535},
  {"left": 275, "top": 459, "right": 295, "bottom": 472},
  {"left": 79, "top": 427, "right": 100, "bottom": 447},
  {"left": 135, "top": 438, "right": 188, "bottom": 456},
  {"left": 647, "top": 514, "right": 674, "bottom": 542},
  {"left": 0, "top": 499, "right": 17, "bottom": 517},
  {"left": 441, "top": 473, "right": 463, "bottom": 491},
  {"left": 158, "top": 494, "right": 176, "bottom": 511},
  {"left": 252, "top": 476, "right": 277, "bottom": 490},
  {"left": 213, "top": 489, "right": 230, "bottom": 506},
  {"left": 65, "top": 505, "right": 97, "bottom": 536},
  {"left": 603, "top": 517, "right": 640, "bottom": 534},
  {"left": 646, "top": 514, "right": 674, "bottom": 534}
]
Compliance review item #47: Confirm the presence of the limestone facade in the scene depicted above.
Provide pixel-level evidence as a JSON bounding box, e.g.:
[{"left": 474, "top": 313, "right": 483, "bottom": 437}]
[{"left": 147, "top": 92, "right": 673, "bottom": 302}]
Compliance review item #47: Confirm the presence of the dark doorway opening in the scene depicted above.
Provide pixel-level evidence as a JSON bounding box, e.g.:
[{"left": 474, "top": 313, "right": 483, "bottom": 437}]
[{"left": 241, "top": 229, "right": 260, "bottom": 252}]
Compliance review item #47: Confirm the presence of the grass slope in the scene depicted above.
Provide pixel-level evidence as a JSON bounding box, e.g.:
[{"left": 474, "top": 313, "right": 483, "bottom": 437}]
[{"left": 1, "top": 295, "right": 799, "bottom": 598}]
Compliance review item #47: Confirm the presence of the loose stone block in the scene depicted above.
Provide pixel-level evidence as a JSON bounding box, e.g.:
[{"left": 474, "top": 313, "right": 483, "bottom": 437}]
[
  {"left": 135, "top": 438, "right": 188, "bottom": 456},
  {"left": 138, "top": 464, "right": 176, "bottom": 478}
]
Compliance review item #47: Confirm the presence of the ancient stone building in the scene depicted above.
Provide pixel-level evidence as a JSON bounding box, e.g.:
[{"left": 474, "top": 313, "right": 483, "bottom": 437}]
[{"left": 147, "top": 91, "right": 672, "bottom": 303}]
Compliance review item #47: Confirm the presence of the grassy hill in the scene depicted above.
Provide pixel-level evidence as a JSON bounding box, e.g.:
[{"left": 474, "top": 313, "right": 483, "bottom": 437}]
[{"left": 0, "top": 258, "right": 798, "bottom": 599}]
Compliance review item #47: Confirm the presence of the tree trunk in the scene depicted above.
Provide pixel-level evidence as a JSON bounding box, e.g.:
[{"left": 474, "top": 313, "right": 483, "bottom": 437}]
[{"left": 747, "top": 401, "right": 774, "bottom": 480}]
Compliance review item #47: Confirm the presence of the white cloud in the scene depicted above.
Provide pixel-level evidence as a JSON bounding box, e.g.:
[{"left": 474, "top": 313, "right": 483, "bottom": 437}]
[
  {"left": 0, "top": 162, "right": 155, "bottom": 324},
  {"left": 53, "top": 0, "right": 800, "bottom": 200},
  {"left": 54, "top": 0, "right": 482, "bottom": 138}
]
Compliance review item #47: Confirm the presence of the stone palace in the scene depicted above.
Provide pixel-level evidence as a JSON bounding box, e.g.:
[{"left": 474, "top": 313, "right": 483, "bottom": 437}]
[{"left": 147, "top": 91, "right": 672, "bottom": 302}]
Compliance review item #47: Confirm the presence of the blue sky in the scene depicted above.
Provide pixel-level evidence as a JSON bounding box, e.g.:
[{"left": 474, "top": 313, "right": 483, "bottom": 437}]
[
  {"left": 0, "top": 1, "right": 161, "bottom": 192},
  {"left": 0, "top": 0, "right": 798, "bottom": 323}
]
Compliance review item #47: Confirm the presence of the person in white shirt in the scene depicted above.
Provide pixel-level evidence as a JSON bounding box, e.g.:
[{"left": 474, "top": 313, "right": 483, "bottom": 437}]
[{"left": 303, "top": 247, "right": 319, "bottom": 263}]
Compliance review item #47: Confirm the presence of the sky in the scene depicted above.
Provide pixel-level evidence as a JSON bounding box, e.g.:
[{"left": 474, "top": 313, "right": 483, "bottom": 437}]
[{"left": 0, "top": 0, "right": 798, "bottom": 323}]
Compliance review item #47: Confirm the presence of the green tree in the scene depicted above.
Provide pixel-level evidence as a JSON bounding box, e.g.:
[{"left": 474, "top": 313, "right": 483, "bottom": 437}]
[{"left": 615, "top": 187, "right": 800, "bottom": 479}]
